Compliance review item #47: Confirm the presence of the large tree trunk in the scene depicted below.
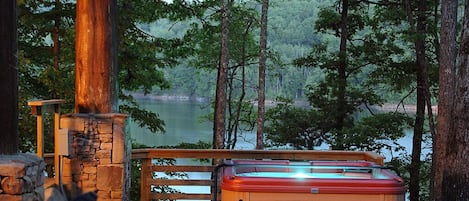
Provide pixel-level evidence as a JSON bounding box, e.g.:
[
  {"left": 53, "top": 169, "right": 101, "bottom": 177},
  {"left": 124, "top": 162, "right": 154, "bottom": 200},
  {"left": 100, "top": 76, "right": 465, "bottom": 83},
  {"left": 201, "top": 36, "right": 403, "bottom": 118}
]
[
  {"left": 75, "top": 0, "right": 118, "bottom": 113},
  {"left": 256, "top": 0, "right": 269, "bottom": 150},
  {"left": 441, "top": 1, "right": 469, "bottom": 199},
  {"left": 434, "top": 0, "right": 457, "bottom": 200},
  {"left": 0, "top": 0, "right": 18, "bottom": 155},
  {"left": 213, "top": 0, "right": 231, "bottom": 149}
]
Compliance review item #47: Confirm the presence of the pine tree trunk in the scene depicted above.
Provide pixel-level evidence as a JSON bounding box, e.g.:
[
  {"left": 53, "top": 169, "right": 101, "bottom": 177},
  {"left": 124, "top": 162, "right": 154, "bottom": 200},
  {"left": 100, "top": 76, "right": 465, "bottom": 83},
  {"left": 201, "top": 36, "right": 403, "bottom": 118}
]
[
  {"left": 213, "top": 0, "right": 231, "bottom": 149},
  {"left": 256, "top": 0, "right": 269, "bottom": 150},
  {"left": 0, "top": 0, "right": 18, "bottom": 155},
  {"left": 75, "top": 0, "right": 118, "bottom": 113},
  {"left": 434, "top": 0, "right": 457, "bottom": 200}
]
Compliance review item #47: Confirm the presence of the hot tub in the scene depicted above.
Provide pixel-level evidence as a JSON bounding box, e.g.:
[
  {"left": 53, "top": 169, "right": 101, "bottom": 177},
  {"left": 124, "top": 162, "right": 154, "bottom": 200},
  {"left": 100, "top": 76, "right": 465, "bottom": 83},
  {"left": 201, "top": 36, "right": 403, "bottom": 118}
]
[{"left": 221, "top": 160, "right": 405, "bottom": 201}]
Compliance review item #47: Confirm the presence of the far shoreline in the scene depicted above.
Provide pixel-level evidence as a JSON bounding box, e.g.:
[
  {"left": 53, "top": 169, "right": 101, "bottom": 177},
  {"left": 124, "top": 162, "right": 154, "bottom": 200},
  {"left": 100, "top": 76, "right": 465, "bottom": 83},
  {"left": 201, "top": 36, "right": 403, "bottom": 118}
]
[{"left": 131, "top": 93, "right": 437, "bottom": 114}]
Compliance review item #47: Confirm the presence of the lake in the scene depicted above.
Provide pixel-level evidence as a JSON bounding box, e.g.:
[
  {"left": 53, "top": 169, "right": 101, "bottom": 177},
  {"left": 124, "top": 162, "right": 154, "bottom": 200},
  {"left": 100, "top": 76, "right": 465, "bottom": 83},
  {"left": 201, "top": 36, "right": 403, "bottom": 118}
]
[
  {"left": 128, "top": 99, "right": 428, "bottom": 160},
  {"left": 128, "top": 99, "right": 214, "bottom": 147}
]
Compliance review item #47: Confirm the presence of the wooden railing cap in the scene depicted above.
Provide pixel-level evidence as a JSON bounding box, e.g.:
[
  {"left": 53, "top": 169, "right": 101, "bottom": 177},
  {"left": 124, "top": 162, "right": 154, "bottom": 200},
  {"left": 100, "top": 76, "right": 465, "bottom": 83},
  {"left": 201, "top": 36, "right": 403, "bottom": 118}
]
[{"left": 27, "top": 99, "right": 66, "bottom": 106}]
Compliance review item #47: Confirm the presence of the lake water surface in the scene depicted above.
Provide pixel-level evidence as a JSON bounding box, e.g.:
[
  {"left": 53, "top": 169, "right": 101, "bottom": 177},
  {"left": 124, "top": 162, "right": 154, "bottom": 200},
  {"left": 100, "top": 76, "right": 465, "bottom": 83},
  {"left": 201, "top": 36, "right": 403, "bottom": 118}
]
[
  {"left": 128, "top": 99, "right": 427, "bottom": 160},
  {"left": 129, "top": 99, "right": 214, "bottom": 147}
]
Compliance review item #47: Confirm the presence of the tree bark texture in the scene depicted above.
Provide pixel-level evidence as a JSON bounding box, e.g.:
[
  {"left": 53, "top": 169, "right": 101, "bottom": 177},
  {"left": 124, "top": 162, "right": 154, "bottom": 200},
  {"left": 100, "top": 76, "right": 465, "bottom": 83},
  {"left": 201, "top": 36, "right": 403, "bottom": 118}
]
[
  {"left": 0, "top": 0, "right": 19, "bottom": 154},
  {"left": 441, "top": 1, "right": 469, "bottom": 199},
  {"left": 75, "top": 0, "right": 118, "bottom": 113},
  {"left": 256, "top": 0, "right": 269, "bottom": 150},
  {"left": 213, "top": 0, "right": 231, "bottom": 149},
  {"left": 434, "top": 0, "right": 457, "bottom": 200}
]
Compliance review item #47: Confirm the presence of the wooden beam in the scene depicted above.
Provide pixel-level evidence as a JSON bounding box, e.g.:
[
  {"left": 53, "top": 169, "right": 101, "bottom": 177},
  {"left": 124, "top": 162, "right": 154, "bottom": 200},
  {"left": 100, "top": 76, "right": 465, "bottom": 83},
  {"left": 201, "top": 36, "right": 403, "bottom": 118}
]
[
  {"left": 132, "top": 149, "right": 385, "bottom": 165},
  {"left": 151, "top": 179, "right": 212, "bottom": 186},
  {"left": 150, "top": 165, "right": 215, "bottom": 172},
  {"left": 150, "top": 193, "right": 212, "bottom": 200}
]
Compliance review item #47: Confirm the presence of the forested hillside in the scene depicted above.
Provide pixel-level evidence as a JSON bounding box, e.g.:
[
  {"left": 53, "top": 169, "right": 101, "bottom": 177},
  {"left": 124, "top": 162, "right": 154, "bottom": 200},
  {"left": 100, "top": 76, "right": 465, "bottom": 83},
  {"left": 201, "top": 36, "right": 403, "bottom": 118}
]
[
  {"left": 141, "top": 0, "right": 416, "bottom": 104},
  {"left": 145, "top": 0, "right": 327, "bottom": 101}
]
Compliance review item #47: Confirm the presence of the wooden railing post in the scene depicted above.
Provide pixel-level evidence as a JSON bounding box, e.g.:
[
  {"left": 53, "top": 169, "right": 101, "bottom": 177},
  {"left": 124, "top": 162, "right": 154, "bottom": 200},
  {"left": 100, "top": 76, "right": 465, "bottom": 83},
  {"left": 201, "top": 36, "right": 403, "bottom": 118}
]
[
  {"left": 34, "top": 107, "right": 44, "bottom": 158},
  {"left": 140, "top": 158, "right": 151, "bottom": 201},
  {"left": 28, "top": 99, "right": 65, "bottom": 185}
]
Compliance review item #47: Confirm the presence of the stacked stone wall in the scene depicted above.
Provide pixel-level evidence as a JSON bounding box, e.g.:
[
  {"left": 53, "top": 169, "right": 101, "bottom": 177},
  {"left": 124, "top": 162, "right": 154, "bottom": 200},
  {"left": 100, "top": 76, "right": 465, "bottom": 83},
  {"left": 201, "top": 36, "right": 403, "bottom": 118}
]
[
  {"left": 60, "top": 113, "right": 130, "bottom": 201},
  {"left": 0, "top": 153, "right": 45, "bottom": 201}
]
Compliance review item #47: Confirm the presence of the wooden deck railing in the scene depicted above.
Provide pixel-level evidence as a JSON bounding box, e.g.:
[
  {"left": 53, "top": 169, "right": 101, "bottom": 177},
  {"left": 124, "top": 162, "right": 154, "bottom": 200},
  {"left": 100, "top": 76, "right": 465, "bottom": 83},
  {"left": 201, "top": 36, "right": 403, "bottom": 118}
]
[
  {"left": 132, "top": 149, "right": 384, "bottom": 201},
  {"left": 44, "top": 149, "right": 384, "bottom": 201}
]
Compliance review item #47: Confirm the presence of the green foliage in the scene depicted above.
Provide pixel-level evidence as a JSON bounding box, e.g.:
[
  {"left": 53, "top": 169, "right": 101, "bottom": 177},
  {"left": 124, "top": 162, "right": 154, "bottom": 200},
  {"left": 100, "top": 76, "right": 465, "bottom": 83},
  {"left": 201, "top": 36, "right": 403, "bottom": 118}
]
[
  {"left": 160, "top": 65, "right": 216, "bottom": 97},
  {"left": 341, "top": 112, "right": 412, "bottom": 153},
  {"left": 386, "top": 152, "right": 432, "bottom": 200},
  {"left": 178, "top": 0, "right": 262, "bottom": 149},
  {"left": 119, "top": 104, "right": 166, "bottom": 133},
  {"left": 264, "top": 97, "right": 412, "bottom": 154},
  {"left": 18, "top": 0, "right": 76, "bottom": 152},
  {"left": 225, "top": 100, "right": 257, "bottom": 149},
  {"left": 314, "top": 7, "right": 341, "bottom": 36},
  {"left": 159, "top": 140, "right": 212, "bottom": 149},
  {"left": 146, "top": 0, "right": 327, "bottom": 101},
  {"left": 290, "top": 0, "right": 424, "bottom": 151},
  {"left": 264, "top": 97, "right": 329, "bottom": 150}
]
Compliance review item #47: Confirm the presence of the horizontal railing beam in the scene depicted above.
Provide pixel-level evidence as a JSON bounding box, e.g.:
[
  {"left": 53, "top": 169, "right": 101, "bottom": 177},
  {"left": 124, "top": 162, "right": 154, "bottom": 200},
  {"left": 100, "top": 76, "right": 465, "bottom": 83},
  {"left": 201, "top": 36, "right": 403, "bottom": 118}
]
[
  {"left": 150, "top": 165, "right": 215, "bottom": 172},
  {"left": 151, "top": 193, "right": 212, "bottom": 200},
  {"left": 132, "top": 149, "right": 384, "bottom": 165},
  {"left": 151, "top": 179, "right": 212, "bottom": 186}
]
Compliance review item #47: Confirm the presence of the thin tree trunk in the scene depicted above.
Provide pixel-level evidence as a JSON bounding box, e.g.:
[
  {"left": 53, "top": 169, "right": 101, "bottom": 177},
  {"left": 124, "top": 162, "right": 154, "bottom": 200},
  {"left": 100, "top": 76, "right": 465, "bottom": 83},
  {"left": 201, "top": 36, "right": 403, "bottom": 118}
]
[
  {"left": 231, "top": 19, "right": 254, "bottom": 150},
  {"left": 256, "top": 0, "right": 269, "bottom": 150},
  {"left": 213, "top": 0, "right": 231, "bottom": 149},
  {"left": 426, "top": 0, "right": 438, "bottom": 200},
  {"left": 441, "top": 1, "right": 469, "bottom": 199},
  {"left": 410, "top": 78, "right": 424, "bottom": 201},
  {"left": 334, "top": 0, "right": 348, "bottom": 150},
  {"left": 409, "top": 1, "right": 428, "bottom": 200},
  {"left": 434, "top": 0, "right": 457, "bottom": 200},
  {"left": 52, "top": 0, "right": 61, "bottom": 98},
  {"left": 403, "top": 0, "right": 428, "bottom": 200},
  {"left": 75, "top": 0, "right": 118, "bottom": 113},
  {"left": 0, "top": 0, "right": 18, "bottom": 155},
  {"left": 226, "top": 67, "right": 236, "bottom": 149}
]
